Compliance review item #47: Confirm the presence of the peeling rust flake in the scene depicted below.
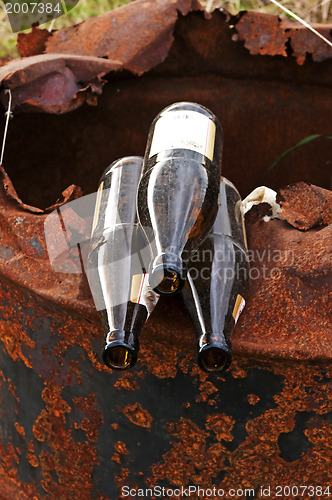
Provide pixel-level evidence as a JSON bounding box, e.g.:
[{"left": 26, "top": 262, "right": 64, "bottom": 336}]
[
  {"left": 277, "top": 182, "right": 332, "bottom": 230},
  {"left": 235, "top": 11, "right": 332, "bottom": 64},
  {"left": 0, "top": 54, "right": 121, "bottom": 114},
  {"left": 44, "top": 0, "right": 203, "bottom": 75}
]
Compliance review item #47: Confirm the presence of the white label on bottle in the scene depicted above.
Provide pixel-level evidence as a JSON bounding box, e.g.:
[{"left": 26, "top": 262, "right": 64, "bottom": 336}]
[
  {"left": 130, "top": 273, "right": 159, "bottom": 316},
  {"left": 232, "top": 294, "right": 246, "bottom": 324},
  {"left": 149, "top": 110, "right": 216, "bottom": 161}
]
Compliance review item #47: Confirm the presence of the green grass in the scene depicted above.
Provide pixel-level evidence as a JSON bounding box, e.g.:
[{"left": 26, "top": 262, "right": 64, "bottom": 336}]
[{"left": 0, "top": 0, "right": 331, "bottom": 58}]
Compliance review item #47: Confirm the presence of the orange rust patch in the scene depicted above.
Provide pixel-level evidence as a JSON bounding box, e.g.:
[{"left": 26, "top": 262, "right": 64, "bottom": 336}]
[
  {"left": 72, "top": 393, "right": 104, "bottom": 442},
  {"left": 248, "top": 394, "right": 260, "bottom": 405},
  {"left": 149, "top": 418, "right": 208, "bottom": 487},
  {"left": 26, "top": 441, "right": 38, "bottom": 468},
  {"left": 114, "top": 441, "right": 129, "bottom": 456},
  {"left": 115, "top": 467, "right": 130, "bottom": 497},
  {"left": 118, "top": 403, "right": 153, "bottom": 429},
  {"left": 195, "top": 380, "right": 218, "bottom": 403},
  {"left": 112, "top": 441, "right": 129, "bottom": 464},
  {"left": 14, "top": 422, "right": 25, "bottom": 438},
  {"left": 206, "top": 414, "right": 235, "bottom": 442},
  {"left": 114, "top": 372, "right": 140, "bottom": 391},
  {"left": 147, "top": 362, "right": 331, "bottom": 491},
  {"left": 31, "top": 382, "right": 100, "bottom": 497},
  {"left": 0, "top": 321, "right": 36, "bottom": 369}
]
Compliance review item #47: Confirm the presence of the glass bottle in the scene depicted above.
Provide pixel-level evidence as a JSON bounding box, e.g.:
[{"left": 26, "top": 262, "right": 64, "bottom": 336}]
[
  {"left": 138, "top": 102, "right": 223, "bottom": 295},
  {"left": 86, "top": 157, "right": 159, "bottom": 370},
  {"left": 182, "top": 177, "right": 249, "bottom": 372}
]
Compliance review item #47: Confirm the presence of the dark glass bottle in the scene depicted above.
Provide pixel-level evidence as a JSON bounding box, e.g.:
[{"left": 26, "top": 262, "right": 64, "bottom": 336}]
[
  {"left": 138, "top": 102, "right": 223, "bottom": 295},
  {"left": 87, "top": 157, "right": 159, "bottom": 370},
  {"left": 182, "top": 177, "right": 249, "bottom": 372}
]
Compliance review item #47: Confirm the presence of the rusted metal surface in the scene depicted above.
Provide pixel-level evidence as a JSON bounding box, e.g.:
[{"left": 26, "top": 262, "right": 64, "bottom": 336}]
[
  {"left": 17, "top": 25, "right": 51, "bottom": 58},
  {"left": 0, "top": 1, "right": 331, "bottom": 498},
  {"left": 2, "top": 1, "right": 331, "bottom": 116},
  {"left": 233, "top": 183, "right": 331, "bottom": 361},
  {"left": 0, "top": 54, "right": 121, "bottom": 113},
  {"left": 43, "top": 0, "right": 203, "bottom": 75},
  {"left": 234, "top": 11, "right": 332, "bottom": 64},
  {"left": 277, "top": 181, "right": 332, "bottom": 230}
]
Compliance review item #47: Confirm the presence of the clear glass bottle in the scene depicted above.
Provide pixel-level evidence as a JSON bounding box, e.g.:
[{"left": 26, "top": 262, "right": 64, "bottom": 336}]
[
  {"left": 87, "top": 157, "right": 159, "bottom": 370},
  {"left": 138, "top": 102, "right": 223, "bottom": 295},
  {"left": 182, "top": 177, "right": 249, "bottom": 372}
]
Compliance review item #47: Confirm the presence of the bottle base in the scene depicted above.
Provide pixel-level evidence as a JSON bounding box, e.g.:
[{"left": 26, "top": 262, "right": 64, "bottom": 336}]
[
  {"left": 103, "top": 330, "right": 139, "bottom": 370},
  {"left": 149, "top": 264, "right": 185, "bottom": 295},
  {"left": 197, "top": 342, "right": 232, "bottom": 373}
]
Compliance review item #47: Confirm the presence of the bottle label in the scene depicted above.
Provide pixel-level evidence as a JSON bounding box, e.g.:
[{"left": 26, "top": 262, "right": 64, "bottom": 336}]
[
  {"left": 232, "top": 294, "right": 246, "bottom": 324},
  {"left": 130, "top": 273, "right": 159, "bottom": 316},
  {"left": 149, "top": 110, "right": 216, "bottom": 160}
]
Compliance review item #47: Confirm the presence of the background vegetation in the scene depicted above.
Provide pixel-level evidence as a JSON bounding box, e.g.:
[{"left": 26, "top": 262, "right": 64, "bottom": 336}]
[{"left": 0, "top": 0, "right": 331, "bottom": 58}]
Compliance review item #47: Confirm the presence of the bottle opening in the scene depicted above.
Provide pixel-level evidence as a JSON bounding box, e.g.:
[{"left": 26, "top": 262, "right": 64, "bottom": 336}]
[
  {"left": 103, "top": 345, "right": 134, "bottom": 370},
  {"left": 198, "top": 347, "right": 229, "bottom": 373},
  {"left": 150, "top": 265, "right": 185, "bottom": 295}
]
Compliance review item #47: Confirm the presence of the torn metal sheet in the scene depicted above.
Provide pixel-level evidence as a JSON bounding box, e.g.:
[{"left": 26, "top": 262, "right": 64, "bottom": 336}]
[
  {"left": 17, "top": 25, "right": 51, "bottom": 57},
  {"left": 0, "top": 53, "right": 121, "bottom": 113},
  {"left": 45, "top": 0, "right": 203, "bottom": 75},
  {"left": 233, "top": 183, "right": 331, "bottom": 361},
  {"left": 277, "top": 181, "right": 332, "bottom": 230},
  {"left": 234, "top": 11, "right": 332, "bottom": 64}
]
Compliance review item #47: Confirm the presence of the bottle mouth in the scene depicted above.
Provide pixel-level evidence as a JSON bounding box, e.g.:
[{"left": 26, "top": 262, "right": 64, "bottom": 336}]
[
  {"left": 103, "top": 332, "right": 138, "bottom": 370},
  {"left": 149, "top": 264, "right": 185, "bottom": 295},
  {"left": 197, "top": 343, "right": 231, "bottom": 373}
]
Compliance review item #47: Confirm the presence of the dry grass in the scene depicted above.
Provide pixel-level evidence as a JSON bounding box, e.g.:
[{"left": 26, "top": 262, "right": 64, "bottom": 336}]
[{"left": 0, "top": 0, "right": 331, "bottom": 58}]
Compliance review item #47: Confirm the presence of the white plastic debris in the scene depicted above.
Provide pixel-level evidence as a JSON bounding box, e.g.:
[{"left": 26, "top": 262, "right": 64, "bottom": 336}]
[{"left": 242, "top": 186, "right": 281, "bottom": 222}]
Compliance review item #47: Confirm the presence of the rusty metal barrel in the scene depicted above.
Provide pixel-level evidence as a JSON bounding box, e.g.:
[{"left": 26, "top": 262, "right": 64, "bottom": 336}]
[{"left": 0, "top": 1, "right": 331, "bottom": 498}]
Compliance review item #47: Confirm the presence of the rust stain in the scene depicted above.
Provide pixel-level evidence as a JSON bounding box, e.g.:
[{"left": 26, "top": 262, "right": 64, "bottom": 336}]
[
  {"left": 114, "top": 372, "right": 140, "bottom": 391},
  {"left": 0, "top": 321, "right": 35, "bottom": 369},
  {"left": 195, "top": 380, "right": 218, "bottom": 403},
  {"left": 147, "top": 362, "right": 331, "bottom": 491},
  {"left": 45, "top": 0, "right": 203, "bottom": 75},
  {"left": 112, "top": 441, "right": 129, "bottom": 464},
  {"left": 1, "top": 1, "right": 330, "bottom": 116},
  {"left": 31, "top": 383, "right": 99, "bottom": 497},
  {"left": 148, "top": 418, "right": 212, "bottom": 487},
  {"left": 0, "top": 54, "right": 121, "bottom": 114},
  {"left": 235, "top": 11, "right": 332, "bottom": 64},
  {"left": 233, "top": 183, "right": 332, "bottom": 362},
  {"left": 206, "top": 414, "right": 235, "bottom": 442},
  {"left": 72, "top": 393, "right": 104, "bottom": 442},
  {"left": 17, "top": 25, "right": 51, "bottom": 57},
  {"left": 118, "top": 403, "right": 153, "bottom": 429},
  {"left": 26, "top": 441, "right": 39, "bottom": 468},
  {"left": 248, "top": 394, "right": 260, "bottom": 405},
  {"left": 14, "top": 423, "right": 25, "bottom": 438},
  {"left": 277, "top": 181, "right": 332, "bottom": 230}
]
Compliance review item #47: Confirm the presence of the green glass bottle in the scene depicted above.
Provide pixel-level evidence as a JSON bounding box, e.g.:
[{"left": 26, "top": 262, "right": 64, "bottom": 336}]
[
  {"left": 182, "top": 177, "right": 249, "bottom": 372},
  {"left": 138, "top": 102, "right": 223, "bottom": 295},
  {"left": 87, "top": 157, "right": 159, "bottom": 370}
]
